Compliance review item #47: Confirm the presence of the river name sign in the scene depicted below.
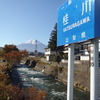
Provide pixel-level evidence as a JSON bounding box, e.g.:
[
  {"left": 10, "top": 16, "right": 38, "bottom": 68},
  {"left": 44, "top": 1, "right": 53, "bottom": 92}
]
[
  {"left": 57, "top": 0, "right": 100, "bottom": 46},
  {"left": 58, "top": 0, "right": 100, "bottom": 100}
]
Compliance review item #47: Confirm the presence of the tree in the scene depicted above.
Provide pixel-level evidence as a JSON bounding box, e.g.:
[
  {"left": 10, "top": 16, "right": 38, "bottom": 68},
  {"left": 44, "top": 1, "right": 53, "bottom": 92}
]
[
  {"left": 48, "top": 23, "right": 64, "bottom": 56},
  {"left": 4, "top": 50, "right": 28, "bottom": 68},
  {"left": 0, "top": 45, "right": 28, "bottom": 68},
  {"left": 1, "top": 44, "right": 19, "bottom": 55},
  {"left": 48, "top": 23, "right": 57, "bottom": 51},
  {"left": 0, "top": 45, "right": 19, "bottom": 58}
]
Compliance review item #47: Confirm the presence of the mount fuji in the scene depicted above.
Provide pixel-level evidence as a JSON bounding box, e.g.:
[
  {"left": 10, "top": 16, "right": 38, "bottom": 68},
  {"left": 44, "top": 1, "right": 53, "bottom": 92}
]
[{"left": 17, "top": 39, "right": 47, "bottom": 52}]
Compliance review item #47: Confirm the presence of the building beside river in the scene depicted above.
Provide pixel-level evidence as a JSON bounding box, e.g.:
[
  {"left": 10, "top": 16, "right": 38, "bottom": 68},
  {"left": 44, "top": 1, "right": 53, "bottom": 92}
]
[{"left": 45, "top": 40, "right": 100, "bottom": 61}]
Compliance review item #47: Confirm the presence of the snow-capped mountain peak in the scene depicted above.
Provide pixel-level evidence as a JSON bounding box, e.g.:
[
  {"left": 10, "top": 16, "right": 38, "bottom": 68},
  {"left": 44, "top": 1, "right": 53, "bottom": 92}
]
[
  {"left": 24, "top": 39, "right": 40, "bottom": 44},
  {"left": 17, "top": 39, "right": 47, "bottom": 52}
]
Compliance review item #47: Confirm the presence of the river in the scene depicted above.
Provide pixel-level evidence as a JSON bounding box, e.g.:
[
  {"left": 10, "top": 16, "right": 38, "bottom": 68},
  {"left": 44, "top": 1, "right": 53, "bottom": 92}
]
[{"left": 11, "top": 64, "right": 90, "bottom": 100}]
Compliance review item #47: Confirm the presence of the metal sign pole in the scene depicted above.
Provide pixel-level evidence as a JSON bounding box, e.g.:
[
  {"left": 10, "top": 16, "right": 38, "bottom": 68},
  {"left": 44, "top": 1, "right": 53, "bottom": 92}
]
[
  {"left": 67, "top": 44, "right": 74, "bottom": 100},
  {"left": 90, "top": 39, "right": 99, "bottom": 100}
]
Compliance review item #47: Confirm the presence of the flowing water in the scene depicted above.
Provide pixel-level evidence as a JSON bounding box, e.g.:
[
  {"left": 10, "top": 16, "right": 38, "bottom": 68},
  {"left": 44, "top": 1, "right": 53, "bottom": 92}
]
[{"left": 11, "top": 64, "right": 90, "bottom": 100}]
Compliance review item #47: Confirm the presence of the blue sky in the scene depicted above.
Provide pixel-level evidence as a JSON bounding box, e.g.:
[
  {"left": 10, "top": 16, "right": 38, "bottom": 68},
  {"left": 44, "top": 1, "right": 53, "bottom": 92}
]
[{"left": 0, "top": 0, "right": 65, "bottom": 47}]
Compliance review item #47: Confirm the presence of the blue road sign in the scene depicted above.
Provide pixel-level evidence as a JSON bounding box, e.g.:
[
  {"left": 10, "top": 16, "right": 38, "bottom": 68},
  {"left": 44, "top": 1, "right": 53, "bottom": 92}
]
[{"left": 57, "top": 0, "right": 100, "bottom": 46}]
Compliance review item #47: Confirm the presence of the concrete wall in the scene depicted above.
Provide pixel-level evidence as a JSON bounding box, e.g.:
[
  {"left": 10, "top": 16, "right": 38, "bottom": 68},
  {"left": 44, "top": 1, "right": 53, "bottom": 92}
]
[
  {"left": 25, "top": 57, "right": 100, "bottom": 92},
  {"left": 35, "top": 60, "right": 91, "bottom": 92}
]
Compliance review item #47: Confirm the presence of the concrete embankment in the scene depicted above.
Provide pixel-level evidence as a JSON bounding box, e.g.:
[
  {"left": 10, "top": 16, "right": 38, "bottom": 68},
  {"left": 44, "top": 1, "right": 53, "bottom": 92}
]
[
  {"left": 34, "top": 60, "right": 90, "bottom": 92},
  {"left": 23, "top": 57, "right": 100, "bottom": 93}
]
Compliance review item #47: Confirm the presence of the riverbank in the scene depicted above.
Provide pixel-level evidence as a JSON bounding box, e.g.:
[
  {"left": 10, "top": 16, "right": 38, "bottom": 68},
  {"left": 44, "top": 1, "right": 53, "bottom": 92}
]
[
  {"left": 33, "top": 60, "right": 90, "bottom": 93},
  {"left": 21, "top": 57, "right": 92, "bottom": 92},
  {"left": 11, "top": 64, "right": 90, "bottom": 100},
  {"left": 0, "top": 62, "right": 47, "bottom": 100},
  {"left": 11, "top": 65, "right": 67, "bottom": 100}
]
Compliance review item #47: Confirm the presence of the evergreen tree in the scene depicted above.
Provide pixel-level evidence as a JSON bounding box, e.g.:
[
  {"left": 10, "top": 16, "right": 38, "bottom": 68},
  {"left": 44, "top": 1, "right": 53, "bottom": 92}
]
[{"left": 48, "top": 23, "right": 57, "bottom": 51}]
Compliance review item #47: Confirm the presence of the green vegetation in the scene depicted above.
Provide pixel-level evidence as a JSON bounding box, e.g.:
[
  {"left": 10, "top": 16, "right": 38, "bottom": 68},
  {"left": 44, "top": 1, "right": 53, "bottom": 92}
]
[
  {"left": 38, "top": 61, "right": 53, "bottom": 67},
  {"left": 47, "top": 23, "right": 63, "bottom": 52},
  {"left": 51, "top": 54, "right": 61, "bottom": 63},
  {"left": 63, "top": 53, "right": 68, "bottom": 60},
  {"left": 48, "top": 23, "right": 57, "bottom": 51}
]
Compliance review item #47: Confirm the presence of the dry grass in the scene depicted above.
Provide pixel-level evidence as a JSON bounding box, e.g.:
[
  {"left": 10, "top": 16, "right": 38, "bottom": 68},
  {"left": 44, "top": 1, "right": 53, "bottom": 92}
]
[{"left": 0, "top": 63, "right": 47, "bottom": 100}]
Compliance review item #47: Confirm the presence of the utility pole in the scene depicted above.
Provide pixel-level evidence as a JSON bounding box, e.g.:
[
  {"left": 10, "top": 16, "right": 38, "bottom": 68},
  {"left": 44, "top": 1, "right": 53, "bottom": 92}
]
[
  {"left": 34, "top": 39, "right": 38, "bottom": 56},
  {"left": 35, "top": 39, "right": 37, "bottom": 52}
]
